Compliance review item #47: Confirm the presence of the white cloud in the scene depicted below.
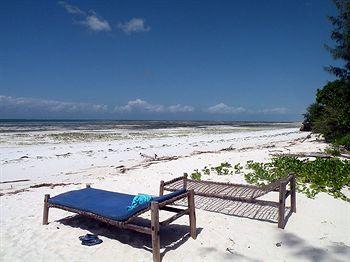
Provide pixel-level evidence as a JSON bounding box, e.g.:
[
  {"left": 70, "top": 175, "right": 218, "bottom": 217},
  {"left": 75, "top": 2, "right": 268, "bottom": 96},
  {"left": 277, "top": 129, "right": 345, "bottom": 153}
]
[
  {"left": 260, "top": 107, "right": 288, "bottom": 114},
  {"left": 0, "top": 95, "right": 108, "bottom": 114},
  {"left": 117, "top": 18, "right": 150, "bottom": 34},
  {"left": 114, "top": 99, "right": 194, "bottom": 114},
  {"left": 0, "top": 96, "right": 195, "bottom": 116},
  {"left": 168, "top": 104, "right": 194, "bottom": 113},
  {"left": 206, "top": 103, "right": 288, "bottom": 115},
  {"left": 115, "top": 99, "right": 163, "bottom": 113},
  {"left": 0, "top": 95, "right": 289, "bottom": 117},
  {"left": 59, "top": 3, "right": 150, "bottom": 34},
  {"left": 58, "top": 2, "right": 111, "bottom": 32},
  {"left": 207, "top": 103, "right": 246, "bottom": 114},
  {"left": 58, "top": 1, "right": 85, "bottom": 15},
  {"left": 79, "top": 13, "right": 111, "bottom": 32}
]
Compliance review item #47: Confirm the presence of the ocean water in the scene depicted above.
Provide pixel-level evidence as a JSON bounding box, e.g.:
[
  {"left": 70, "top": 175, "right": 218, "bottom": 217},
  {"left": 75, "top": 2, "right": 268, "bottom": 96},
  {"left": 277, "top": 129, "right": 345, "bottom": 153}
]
[
  {"left": 0, "top": 119, "right": 300, "bottom": 133},
  {"left": 0, "top": 120, "right": 300, "bottom": 145}
]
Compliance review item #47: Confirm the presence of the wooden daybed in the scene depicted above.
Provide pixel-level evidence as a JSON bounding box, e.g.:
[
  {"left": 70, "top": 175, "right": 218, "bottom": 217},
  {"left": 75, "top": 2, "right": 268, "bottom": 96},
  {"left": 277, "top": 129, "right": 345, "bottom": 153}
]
[
  {"left": 43, "top": 185, "right": 196, "bottom": 262},
  {"left": 160, "top": 174, "right": 296, "bottom": 228}
]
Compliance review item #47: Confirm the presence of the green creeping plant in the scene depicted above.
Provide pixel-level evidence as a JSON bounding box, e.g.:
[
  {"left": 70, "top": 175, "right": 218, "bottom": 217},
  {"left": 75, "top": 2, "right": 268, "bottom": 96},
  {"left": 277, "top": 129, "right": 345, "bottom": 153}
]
[
  {"left": 220, "top": 162, "right": 232, "bottom": 168},
  {"left": 185, "top": 157, "right": 350, "bottom": 201},
  {"left": 202, "top": 166, "right": 211, "bottom": 175},
  {"left": 244, "top": 156, "right": 350, "bottom": 202},
  {"left": 234, "top": 163, "right": 243, "bottom": 174},
  {"left": 190, "top": 169, "right": 202, "bottom": 181},
  {"left": 210, "top": 162, "right": 233, "bottom": 175}
]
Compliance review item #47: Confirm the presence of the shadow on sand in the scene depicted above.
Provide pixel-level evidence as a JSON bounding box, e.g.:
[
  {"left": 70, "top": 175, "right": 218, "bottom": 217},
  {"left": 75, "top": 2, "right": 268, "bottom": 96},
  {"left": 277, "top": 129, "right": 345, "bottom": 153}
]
[
  {"left": 277, "top": 232, "right": 350, "bottom": 261},
  {"left": 58, "top": 214, "right": 203, "bottom": 260},
  {"left": 176, "top": 195, "right": 292, "bottom": 226}
]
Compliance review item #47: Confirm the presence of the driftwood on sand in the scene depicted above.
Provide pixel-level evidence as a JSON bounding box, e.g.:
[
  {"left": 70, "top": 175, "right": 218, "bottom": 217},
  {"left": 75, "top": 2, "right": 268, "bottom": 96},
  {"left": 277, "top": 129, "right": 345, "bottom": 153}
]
[
  {"left": 29, "top": 182, "right": 80, "bottom": 189},
  {"left": 271, "top": 152, "right": 350, "bottom": 159},
  {"left": 119, "top": 154, "right": 181, "bottom": 173},
  {"left": 0, "top": 179, "right": 30, "bottom": 184},
  {"left": 0, "top": 182, "right": 81, "bottom": 197},
  {"left": 140, "top": 153, "right": 180, "bottom": 162},
  {"left": 0, "top": 188, "right": 30, "bottom": 196}
]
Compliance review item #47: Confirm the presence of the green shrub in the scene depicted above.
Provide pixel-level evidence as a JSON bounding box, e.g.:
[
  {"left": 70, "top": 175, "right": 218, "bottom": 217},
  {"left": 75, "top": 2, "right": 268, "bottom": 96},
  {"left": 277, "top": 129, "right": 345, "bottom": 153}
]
[
  {"left": 190, "top": 170, "right": 202, "bottom": 180},
  {"left": 244, "top": 156, "right": 350, "bottom": 201},
  {"left": 202, "top": 166, "right": 211, "bottom": 175},
  {"left": 184, "top": 156, "right": 350, "bottom": 201},
  {"left": 303, "top": 80, "right": 350, "bottom": 144},
  {"left": 211, "top": 162, "right": 232, "bottom": 175},
  {"left": 234, "top": 163, "right": 243, "bottom": 173},
  {"left": 333, "top": 133, "right": 350, "bottom": 150},
  {"left": 220, "top": 162, "right": 232, "bottom": 168}
]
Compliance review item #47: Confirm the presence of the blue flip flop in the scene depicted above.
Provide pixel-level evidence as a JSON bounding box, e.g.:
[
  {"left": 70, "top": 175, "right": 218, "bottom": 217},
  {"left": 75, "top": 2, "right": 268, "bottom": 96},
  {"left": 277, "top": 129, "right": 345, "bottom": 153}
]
[
  {"left": 81, "top": 238, "right": 103, "bottom": 246},
  {"left": 79, "top": 233, "right": 98, "bottom": 242},
  {"left": 79, "top": 234, "right": 103, "bottom": 246}
]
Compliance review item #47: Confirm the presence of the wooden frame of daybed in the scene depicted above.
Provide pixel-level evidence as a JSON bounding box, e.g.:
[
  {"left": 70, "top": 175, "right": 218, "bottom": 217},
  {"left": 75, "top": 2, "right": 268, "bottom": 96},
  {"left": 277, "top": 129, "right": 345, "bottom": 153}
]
[
  {"left": 160, "top": 174, "right": 296, "bottom": 229},
  {"left": 43, "top": 185, "right": 196, "bottom": 262}
]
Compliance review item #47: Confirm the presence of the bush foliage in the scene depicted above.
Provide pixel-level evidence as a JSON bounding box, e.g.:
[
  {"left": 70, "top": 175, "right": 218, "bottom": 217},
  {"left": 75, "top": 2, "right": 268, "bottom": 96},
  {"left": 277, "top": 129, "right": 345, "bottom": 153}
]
[
  {"left": 303, "top": 80, "right": 350, "bottom": 149},
  {"left": 185, "top": 157, "right": 350, "bottom": 202},
  {"left": 244, "top": 157, "right": 350, "bottom": 202}
]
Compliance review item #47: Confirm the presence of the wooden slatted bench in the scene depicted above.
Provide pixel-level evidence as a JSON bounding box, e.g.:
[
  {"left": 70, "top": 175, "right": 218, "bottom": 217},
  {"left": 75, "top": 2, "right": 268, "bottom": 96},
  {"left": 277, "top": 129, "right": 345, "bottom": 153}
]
[{"left": 160, "top": 174, "right": 296, "bottom": 228}]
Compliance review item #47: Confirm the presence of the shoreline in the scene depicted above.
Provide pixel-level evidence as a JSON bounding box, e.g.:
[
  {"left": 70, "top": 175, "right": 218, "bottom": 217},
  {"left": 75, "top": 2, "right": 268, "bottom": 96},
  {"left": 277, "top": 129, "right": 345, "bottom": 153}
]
[{"left": 1, "top": 128, "right": 305, "bottom": 189}]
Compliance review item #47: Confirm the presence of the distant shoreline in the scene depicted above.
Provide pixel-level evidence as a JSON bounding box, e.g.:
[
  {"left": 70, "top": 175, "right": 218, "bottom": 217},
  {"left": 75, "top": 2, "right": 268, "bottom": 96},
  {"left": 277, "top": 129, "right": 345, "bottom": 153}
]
[
  {"left": 0, "top": 119, "right": 301, "bottom": 133},
  {"left": 0, "top": 118, "right": 301, "bottom": 123}
]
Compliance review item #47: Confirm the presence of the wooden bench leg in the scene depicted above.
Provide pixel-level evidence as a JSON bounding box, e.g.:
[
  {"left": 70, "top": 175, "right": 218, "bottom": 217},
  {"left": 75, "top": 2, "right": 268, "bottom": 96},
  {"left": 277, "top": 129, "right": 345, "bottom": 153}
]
[
  {"left": 43, "top": 194, "right": 50, "bottom": 225},
  {"left": 183, "top": 174, "right": 187, "bottom": 189},
  {"left": 159, "top": 181, "right": 164, "bottom": 196},
  {"left": 151, "top": 201, "right": 160, "bottom": 262},
  {"left": 188, "top": 190, "right": 196, "bottom": 239},
  {"left": 278, "top": 183, "right": 286, "bottom": 229},
  {"left": 291, "top": 174, "right": 296, "bottom": 213}
]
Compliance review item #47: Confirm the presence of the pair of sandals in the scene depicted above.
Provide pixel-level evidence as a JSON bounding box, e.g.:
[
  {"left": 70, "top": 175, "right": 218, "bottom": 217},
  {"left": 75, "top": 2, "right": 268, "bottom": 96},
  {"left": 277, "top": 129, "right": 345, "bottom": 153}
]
[{"left": 79, "top": 234, "right": 103, "bottom": 246}]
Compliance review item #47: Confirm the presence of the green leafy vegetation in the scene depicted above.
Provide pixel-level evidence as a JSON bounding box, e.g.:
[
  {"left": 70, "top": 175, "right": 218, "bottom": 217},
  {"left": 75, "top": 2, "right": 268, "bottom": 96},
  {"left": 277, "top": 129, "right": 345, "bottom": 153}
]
[
  {"left": 188, "top": 170, "right": 202, "bottom": 180},
  {"left": 333, "top": 133, "right": 350, "bottom": 149},
  {"left": 185, "top": 157, "right": 350, "bottom": 201},
  {"left": 234, "top": 163, "right": 243, "bottom": 174},
  {"left": 187, "top": 162, "right": 241, "bottom": 180},
  {"left": 210, "top": 162, "right": 233, "bottom": 175},
  {"left": 202, "top": 166, "right": 211, "bottom": 175},
  {"left": 302, "top": 80, "right": 350, "bottom": 148},
  {"left": 246, "top": 157, "right": 350, "bottom": 201}
]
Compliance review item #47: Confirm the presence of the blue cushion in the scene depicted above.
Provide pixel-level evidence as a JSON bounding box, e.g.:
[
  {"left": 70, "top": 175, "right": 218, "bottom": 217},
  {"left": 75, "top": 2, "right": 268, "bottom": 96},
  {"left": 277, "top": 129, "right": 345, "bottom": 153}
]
[
  {"left": 153, "top": 189, "right": 187, "bottom": 202},
  {"left": 48, "top": 188, "right": 187, "bottom": 222}
]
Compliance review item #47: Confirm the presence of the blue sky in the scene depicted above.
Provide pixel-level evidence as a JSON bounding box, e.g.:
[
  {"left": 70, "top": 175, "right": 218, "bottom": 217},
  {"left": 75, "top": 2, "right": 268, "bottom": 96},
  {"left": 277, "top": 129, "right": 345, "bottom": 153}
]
[{"left": 0, "top": 0, "right": 337, "bottom": 121}]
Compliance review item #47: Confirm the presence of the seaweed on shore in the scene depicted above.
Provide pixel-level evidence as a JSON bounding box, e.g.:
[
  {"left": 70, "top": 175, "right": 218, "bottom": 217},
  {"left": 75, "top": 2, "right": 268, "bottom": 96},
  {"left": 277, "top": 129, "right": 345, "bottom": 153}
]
[{"left": 0, "top": 182, "right": 81, "bottom": 197}]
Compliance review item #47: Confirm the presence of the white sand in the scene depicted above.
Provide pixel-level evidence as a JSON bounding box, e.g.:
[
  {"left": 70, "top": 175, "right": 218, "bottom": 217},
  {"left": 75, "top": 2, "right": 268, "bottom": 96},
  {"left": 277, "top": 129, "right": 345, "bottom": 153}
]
[{"left": 1, "top": 127, "right": 349, "bottom": 261}]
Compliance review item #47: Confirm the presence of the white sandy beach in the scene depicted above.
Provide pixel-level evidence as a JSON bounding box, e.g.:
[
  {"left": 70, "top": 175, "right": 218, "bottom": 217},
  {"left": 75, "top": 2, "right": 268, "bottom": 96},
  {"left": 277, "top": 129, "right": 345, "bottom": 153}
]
[{"left": 1, "top": 126, "right": 349, "bottom": 261}]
